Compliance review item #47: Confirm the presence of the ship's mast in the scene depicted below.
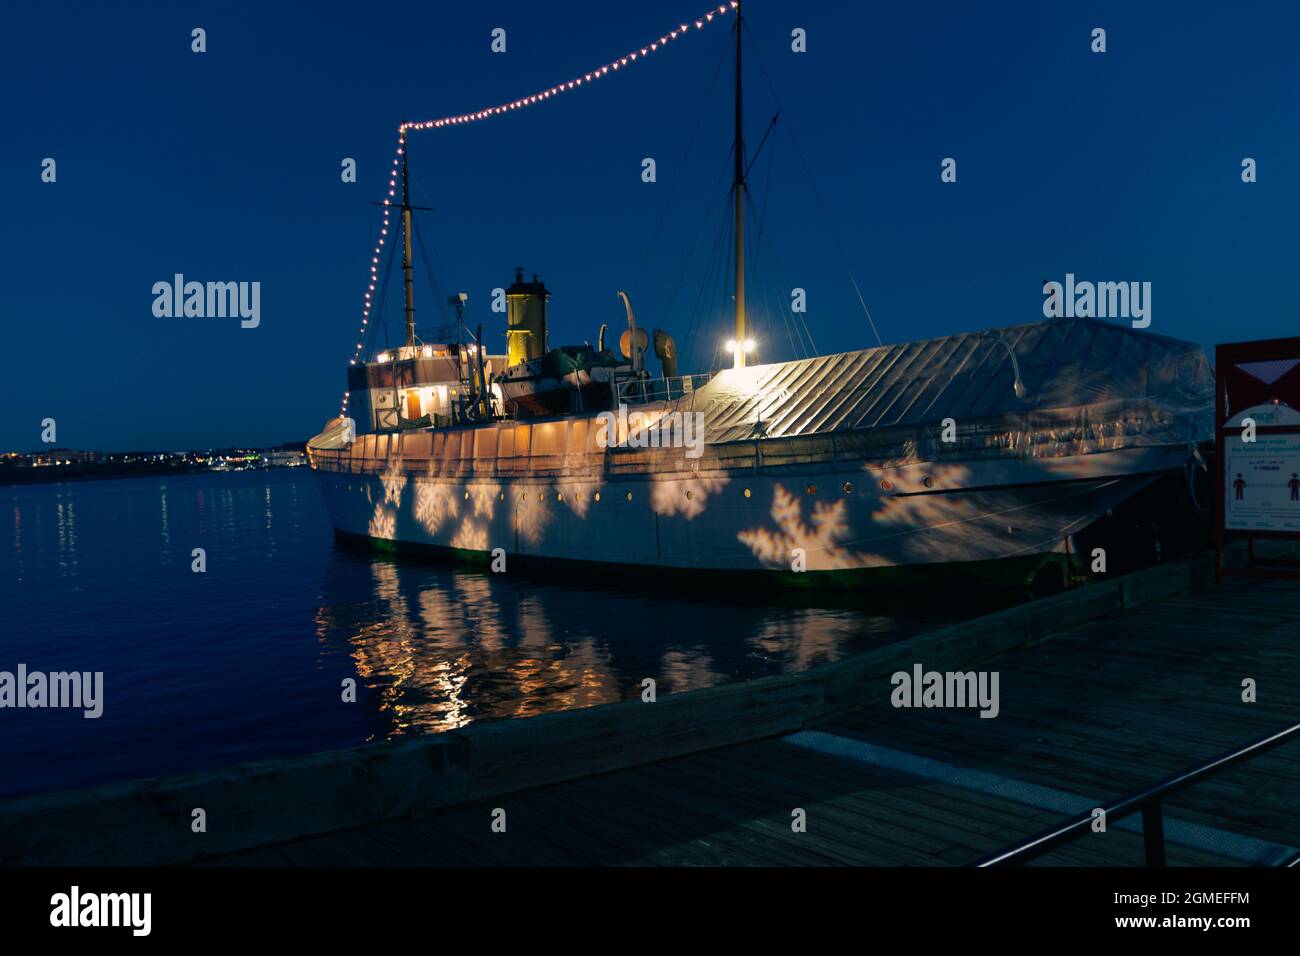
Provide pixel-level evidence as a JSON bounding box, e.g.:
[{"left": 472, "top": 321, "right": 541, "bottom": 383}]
[
  {"left": 733, "top": 1, "right": 747, "bottom": 369},
  {"left": 401, "top": 142, "right": 416, "bottom": 349}
]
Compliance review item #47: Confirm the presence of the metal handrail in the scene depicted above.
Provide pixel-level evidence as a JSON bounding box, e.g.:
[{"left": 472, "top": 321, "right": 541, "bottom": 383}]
[
  {"left": 616, "top": 372, "right": 715, "bottom": 405},
  {"left": 973, "top": 721, "right": 1300, "bottom": 866},
  {"left": 414, "top": 323, "right": 460, "bottom": 343}
]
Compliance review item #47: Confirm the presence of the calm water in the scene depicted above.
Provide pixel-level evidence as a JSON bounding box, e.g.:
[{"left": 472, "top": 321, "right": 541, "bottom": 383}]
[{"left": 0, "top": 470, "right": 942, "bottom": 799}]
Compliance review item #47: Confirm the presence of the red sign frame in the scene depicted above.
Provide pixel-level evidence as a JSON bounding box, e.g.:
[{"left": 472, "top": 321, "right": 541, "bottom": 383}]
[{"left": 1214, "top": 335, "right": 1300, "bottom": 581}]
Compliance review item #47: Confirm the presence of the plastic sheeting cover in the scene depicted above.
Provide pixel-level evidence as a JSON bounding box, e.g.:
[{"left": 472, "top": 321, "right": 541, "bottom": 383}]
[{"left": 688, "top": 318, "right": 1214, "bottom": 451}]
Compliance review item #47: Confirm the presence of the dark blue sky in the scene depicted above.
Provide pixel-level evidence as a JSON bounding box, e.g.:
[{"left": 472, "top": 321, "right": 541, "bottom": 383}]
[{"left": 4, "top": 0, "right": 1298, "bottom": 451}]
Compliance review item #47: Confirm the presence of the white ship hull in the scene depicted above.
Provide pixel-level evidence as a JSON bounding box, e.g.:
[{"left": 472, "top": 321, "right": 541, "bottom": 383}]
[
  {"left": 309, "top": 319, "right": 1214, "bottom": 586},
  {"left": 309, "top": 441, "right": 1187, "bottom": 583}
]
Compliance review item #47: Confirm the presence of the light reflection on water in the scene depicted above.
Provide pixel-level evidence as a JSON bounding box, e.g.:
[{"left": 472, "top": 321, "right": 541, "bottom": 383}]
[
  {"left": 0, "top": 469, "right": 941, "bottom": 798},
  {"left": 315, "top": 540, "right": 927, "bottom": 738}
]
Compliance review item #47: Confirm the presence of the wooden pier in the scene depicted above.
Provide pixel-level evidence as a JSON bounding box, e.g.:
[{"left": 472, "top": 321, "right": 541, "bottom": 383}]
[
  {"left": 3, "top": 554, "right": 1296, "bottom": 867},
  {"left": 204, "top": 574, "right": 1300, "bottom": 867}
]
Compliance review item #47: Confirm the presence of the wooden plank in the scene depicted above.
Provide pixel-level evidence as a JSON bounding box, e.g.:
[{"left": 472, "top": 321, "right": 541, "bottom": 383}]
[
  {"left": 553, "top": 769, "right": 805, "bottom": 866},
  {"left": 636, "top": 749, "right": 941, "bottom": 865}
]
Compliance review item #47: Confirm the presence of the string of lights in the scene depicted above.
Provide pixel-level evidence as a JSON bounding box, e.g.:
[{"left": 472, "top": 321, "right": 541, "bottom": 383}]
[{"left": 341, "top": 1, "right": 739, "bottom": 416}]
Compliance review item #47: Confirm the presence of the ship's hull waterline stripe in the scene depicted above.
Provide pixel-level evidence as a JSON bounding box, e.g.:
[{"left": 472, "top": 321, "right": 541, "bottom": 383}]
[{"left": 782, "top": 729, "right": 1296, "bottom": 866}]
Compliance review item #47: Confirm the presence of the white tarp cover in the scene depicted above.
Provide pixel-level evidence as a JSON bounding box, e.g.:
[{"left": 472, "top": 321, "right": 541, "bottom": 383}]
[{"left": 689, "top": 317, "right": 1214, "bottom": 455}]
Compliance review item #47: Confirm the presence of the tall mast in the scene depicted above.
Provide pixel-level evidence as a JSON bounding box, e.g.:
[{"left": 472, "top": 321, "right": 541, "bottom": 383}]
[
  {"left": 732, "top": 2, "right": 747, "bottom": 369},
  {"left": 401, "top": 139, "right": 416, "bottom": 349}
]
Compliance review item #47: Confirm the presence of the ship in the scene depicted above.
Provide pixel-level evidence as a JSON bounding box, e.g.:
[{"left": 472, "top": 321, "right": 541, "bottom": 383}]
[{"left": 307, "top": 4, "right": 1214, "bottom": 592}]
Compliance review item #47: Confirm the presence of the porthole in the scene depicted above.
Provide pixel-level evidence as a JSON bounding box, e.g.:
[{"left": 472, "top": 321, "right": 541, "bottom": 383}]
[
  {"left": 922, "top": 476, "right": 935, "bottom": 489},
  {"left": 499, "top": 492, "right": 505, "bottom": 501},
  {"left": 880, "top": 479, "right": 893, "bottom": 492},
  {"left": 686, "top": 490, "right": 694, "bottom": 500},
  {"left": 806, "top": 483, "right": 817, "bottom": 495},
  {"left": 842, "top": 482, "right": 853, "bottom": 494},
  {"left": 557, "top": 492, "right": 564, "bottom": 501},
  {"left": 743, "top": 487, "right": 752, "bottom": 498},
  {"left": 463, "top": 491, "right": 470, "bottom": 500},
  {"left": 626, "top": 491, "right": 633, "bottom": 502},
  {"left": 594, "top": 492, "right": 602, "bottom": 502}
]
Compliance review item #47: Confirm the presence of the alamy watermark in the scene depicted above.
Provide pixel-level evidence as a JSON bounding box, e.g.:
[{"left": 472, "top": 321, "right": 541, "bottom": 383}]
[
  {"left": 891, "top": 664, "right": 999, "bottom": 719},
  {"left": 0, "top": 664, "right": 103, "bottom": 718},
  {"left": 50, "top": 886, "right": 150, "bottom": 936},
  {"left": 1042, "top": 273, "right": 1150, "bottom": 328},
  {"left": 152, "top": 274, "right": 261, "bottom": 328},
  {"left": 595, "top": 404, "right": 706, "bottom": 459}
]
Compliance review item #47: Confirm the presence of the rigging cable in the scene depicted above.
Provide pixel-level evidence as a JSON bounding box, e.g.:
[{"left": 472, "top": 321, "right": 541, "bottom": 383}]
[
  {"left": 682, "top": 194, "right": 731, "bottom": 373},
  {"left": 742, "top": 19, "right": 883, "bottom": 347},
  {"left": 339, "top": 1, "right": 742, "bottom": 413},
  {"left": 411, "top": 215, "right": 452, "bottom": 331},
  {"left": 633, "top": 23, "right": 734, "bottom": 293},
  {"left": 667, "top": 144, "right": 735, "bottom": 359},
  {"left": 749, "top": 181, "right": 819, "bottom": 358},
  {"left": 367, "top": 219, "right": 401, "bottom": 355},
  {"left": 746, "top": 128, "right": 808, "bottom": 361}
]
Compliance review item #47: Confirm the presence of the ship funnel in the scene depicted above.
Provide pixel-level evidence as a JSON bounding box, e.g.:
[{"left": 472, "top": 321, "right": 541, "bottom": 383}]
[
  {"left": 506, "top": 268, "right": 549, "bottom": 367},
  {"left": 653, "top": 330, "right": 678, "bottom": 379}
]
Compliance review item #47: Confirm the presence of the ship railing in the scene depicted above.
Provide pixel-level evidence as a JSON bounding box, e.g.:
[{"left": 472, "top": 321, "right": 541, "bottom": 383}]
[
  {"left": 414, "top": 323, "right": 460, "bottom": 343},
  {"left": 971, "top": 720, "right": 1300, "bottom": 867},
  {"left": 616, "top": 372, "right": 714, "bottom": 406}
]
